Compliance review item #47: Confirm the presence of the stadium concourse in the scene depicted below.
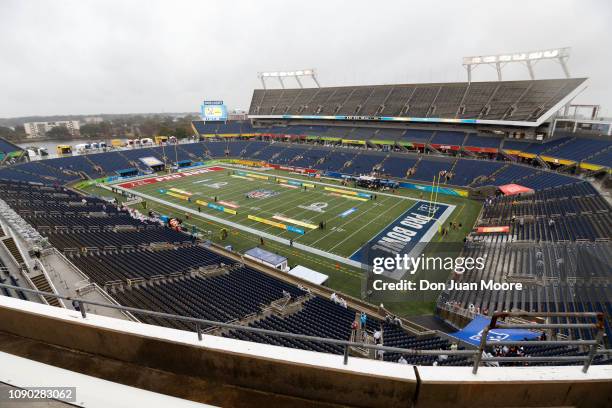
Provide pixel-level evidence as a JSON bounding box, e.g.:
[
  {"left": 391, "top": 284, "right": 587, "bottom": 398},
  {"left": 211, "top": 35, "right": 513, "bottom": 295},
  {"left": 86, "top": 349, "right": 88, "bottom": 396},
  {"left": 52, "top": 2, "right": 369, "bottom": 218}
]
[{"left": 0, "top": 78, "right": 611, "bottom": 407}]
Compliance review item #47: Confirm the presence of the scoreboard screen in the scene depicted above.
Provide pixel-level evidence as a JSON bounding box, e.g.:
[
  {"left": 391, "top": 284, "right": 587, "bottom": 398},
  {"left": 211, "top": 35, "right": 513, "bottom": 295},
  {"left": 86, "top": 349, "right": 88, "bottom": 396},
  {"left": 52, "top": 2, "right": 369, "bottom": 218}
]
[{"left": 201, "top": 100, "right": 228, "bottom": 121}]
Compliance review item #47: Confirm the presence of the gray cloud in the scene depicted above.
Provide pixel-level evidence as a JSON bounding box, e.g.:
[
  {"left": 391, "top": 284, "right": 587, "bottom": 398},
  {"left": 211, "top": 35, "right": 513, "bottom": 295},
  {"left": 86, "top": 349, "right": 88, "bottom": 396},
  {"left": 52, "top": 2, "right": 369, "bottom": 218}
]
[{"left": 1, "top": 0, "right": 611, "bottom": 117}]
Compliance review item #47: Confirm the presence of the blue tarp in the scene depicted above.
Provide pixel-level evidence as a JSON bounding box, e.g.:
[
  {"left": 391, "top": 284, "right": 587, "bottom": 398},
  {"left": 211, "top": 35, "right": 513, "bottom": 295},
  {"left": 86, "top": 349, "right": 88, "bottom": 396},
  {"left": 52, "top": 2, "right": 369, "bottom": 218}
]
[{"left": 450, "top": 315, "right": 540, "bottom": 346}]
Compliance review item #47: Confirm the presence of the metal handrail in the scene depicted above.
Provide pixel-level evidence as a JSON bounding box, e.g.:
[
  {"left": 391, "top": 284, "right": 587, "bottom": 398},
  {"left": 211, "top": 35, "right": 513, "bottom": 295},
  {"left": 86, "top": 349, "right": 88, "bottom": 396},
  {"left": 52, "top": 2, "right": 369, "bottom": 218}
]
[
  {"left": 0, "top": 282, "right": 609, "bottom": 372},
  {"left": 473, "top": 311, "right": 607, "bottom": 374}
]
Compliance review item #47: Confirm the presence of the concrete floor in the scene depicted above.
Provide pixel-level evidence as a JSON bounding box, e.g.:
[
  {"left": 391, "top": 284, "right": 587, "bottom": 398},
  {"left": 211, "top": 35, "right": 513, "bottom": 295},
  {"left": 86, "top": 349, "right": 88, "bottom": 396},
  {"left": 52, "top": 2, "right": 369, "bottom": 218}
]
[{"left": 38, "top": 249, "right": 130, "bottom": 320}]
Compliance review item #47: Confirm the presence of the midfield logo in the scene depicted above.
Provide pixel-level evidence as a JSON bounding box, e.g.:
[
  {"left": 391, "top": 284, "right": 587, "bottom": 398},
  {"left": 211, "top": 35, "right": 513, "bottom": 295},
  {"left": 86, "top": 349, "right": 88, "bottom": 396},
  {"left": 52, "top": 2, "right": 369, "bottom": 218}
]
[
  {"left": 298, "top": 202, "right": 328, "bottom": 213},
  {"left": 469, "top": 329, "right": 509, "bottom": 343},
  {"left": 246, "top": 189, "right": 279, "bottom": 199},
  {"left": 202, "top": 182, "right": 228, "bottom": 189}
]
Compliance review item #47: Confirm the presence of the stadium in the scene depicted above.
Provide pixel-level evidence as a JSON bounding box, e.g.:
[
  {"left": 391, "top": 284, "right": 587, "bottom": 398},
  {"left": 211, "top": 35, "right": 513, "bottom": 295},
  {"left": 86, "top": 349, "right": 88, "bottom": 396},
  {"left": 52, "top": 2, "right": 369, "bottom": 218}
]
[{"left": 1, "top": 5, "right": 612, "bottom": 405}]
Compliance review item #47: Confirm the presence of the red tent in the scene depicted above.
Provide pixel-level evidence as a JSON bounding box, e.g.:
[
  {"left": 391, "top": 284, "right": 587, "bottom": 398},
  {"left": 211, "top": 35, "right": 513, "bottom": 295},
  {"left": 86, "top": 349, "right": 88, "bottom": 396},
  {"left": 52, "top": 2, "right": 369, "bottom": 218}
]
[{"left": 498, "top": 184, "right": 534, "bottom": 196}]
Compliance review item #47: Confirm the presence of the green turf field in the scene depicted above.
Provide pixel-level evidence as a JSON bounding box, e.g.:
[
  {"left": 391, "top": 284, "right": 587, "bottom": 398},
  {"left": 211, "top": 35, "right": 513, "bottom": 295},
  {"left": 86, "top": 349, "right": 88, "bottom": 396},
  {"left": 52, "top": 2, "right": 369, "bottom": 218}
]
[
  {"left": 79, "top": 164, "right": 482, "bottom": 316},
  {"left": 114, "top": 165, "right": 454, "bottom": 265}
]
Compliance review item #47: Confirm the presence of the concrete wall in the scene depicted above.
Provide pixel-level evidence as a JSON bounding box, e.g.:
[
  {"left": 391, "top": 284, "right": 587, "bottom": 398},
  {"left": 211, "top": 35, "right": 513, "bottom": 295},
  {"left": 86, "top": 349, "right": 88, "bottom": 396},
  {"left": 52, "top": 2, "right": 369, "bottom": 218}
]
[
  {"left": 0, "top": 296, "right": 416, "bottom": 407},
  {"left": 416, "top": 366, "right": 612, "bottom": 408},
  {"left": 0, "top": 296, "right": 611, "bottom": 408}
]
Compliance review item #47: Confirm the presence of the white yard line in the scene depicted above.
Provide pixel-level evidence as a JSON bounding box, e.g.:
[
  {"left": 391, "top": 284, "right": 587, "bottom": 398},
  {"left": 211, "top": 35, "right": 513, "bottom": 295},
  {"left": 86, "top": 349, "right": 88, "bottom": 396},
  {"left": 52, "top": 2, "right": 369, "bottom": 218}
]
[
  {"left": 138, "top": 172, "right": 346, "bottom": 239},
  {"left": 309, "top": 196, "right": 393, "bottom": 247},
  {"left": 257, "top": 194, "right": 347, "bottom": 236},
  {"left": 285, "top": 197, "right": 370, "bottom": 240},
  {"left": 328, "top": 197, "right": 409, "bottom": 252},
  {"left": 113, "top": 184, "right": 364, "bottom": 268},
  {"left": 174, "top": 171, "right": 367, "bottom": 238},
  {"left": 111, "top": 165, "right": 457, "bottom": 269}
]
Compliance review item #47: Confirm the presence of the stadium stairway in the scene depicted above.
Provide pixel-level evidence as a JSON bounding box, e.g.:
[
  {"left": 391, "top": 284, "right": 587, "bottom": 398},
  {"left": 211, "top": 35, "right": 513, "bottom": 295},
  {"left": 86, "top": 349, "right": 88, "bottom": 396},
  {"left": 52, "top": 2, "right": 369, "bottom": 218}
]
[
  {"left": 176, "top": 145, "right": 200, "bottom": 161},
  {"left": 83, "top": 155, "right": 103, "bottom": 175},
  {"left": 2, "top": 237, "right": 25, "bottom": 266},
  {"left": 29, "top": 273, "right": 62, "bottom": 307},
  {"left": 535, "top": 155, "right": 551, "bottom": 169}
]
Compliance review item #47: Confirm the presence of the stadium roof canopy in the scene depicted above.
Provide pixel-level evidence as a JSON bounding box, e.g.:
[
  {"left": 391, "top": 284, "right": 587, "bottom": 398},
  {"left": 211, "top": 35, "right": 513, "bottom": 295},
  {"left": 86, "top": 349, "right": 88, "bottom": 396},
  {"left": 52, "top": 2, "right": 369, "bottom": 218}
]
[{"left": 248, "top": 78, "right": 587, "bottom": 127}]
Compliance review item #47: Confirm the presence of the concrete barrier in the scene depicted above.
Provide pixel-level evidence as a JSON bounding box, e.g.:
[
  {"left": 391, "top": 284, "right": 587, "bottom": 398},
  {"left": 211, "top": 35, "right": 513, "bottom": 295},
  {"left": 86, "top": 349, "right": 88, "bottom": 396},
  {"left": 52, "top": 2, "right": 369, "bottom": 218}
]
[
  {"left": 0, "top": 296, "right": 416, "bottom": 407},
  {"left": 0, "top": 296, "right": 611, "bottom": 407}
]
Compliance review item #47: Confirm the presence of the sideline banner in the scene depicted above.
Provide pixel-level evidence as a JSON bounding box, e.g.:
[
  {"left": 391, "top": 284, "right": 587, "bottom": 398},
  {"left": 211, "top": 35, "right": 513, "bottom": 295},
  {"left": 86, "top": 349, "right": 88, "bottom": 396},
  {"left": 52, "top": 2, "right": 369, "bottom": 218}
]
[
  {"left": 166, "top": 191, "right": 189, "bottom": 200},
  {"left": 324, "top": 186, "right": 371, "bottom": 198},
  {"left": 196, "top": 199, "right": 237, "bottom": 215},
  {"left": 272, "top": 215, "right": 318, "bottom": 230},
  {"left": 248, "top": 215, "right": 305, "bottom": 234},
  {"left": 398, "top": 182, "right": 469, "bottom": 197}
]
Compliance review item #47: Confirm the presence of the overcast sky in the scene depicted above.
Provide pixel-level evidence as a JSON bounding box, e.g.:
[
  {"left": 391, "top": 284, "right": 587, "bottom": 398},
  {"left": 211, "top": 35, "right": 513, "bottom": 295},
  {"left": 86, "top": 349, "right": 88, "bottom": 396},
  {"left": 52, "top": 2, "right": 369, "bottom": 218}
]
[{"left": 1, "top": 0, "right": 611, "bottom": 118}]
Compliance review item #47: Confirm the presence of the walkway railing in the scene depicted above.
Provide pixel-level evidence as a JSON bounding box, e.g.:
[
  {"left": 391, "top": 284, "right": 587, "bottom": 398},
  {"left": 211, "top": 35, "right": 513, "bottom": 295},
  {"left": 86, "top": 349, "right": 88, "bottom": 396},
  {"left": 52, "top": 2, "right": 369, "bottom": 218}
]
[
  {"left": 0, "top": 282, "right": 609, "bottom": 373},
  {"left": 472, "top": 311, "right": 606, "bottom": 374}
]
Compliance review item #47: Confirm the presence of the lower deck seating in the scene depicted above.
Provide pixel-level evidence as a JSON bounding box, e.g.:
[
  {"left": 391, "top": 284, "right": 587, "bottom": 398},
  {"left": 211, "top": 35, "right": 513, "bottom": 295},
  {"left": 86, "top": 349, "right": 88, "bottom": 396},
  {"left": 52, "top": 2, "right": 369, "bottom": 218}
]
[
  {"left": 411, "top": 159, "right": 454, "bottom": 182},
  {"left": 379, "top": 156, "right": 419, "bottom": 178},
  {"left": 480, "top": 182, "right": 611, "bottom": 242},
  {"left": 440, "top": 241, "right": 612, "bottom": 341},
  {"left": 43, "top": 228, "right": 192, "bottom": 250},
  {"left": 0, "top": 259, "right": 28, "bottom": 300},
  {"left": 25, "top": 214, "right": 154, "bottom": 229},
  {"left": 0, "top": 135, "right": 594, "bottom": 192},
  {"left": 226, "top": 297, "right": 359, "bottom": 354},
  {"left": 111, "top": 267, "right": 305, "bottom": 330},
  {"left": 447, "top": 160, "right": 506, "bottom": 186},
  {"left": 68, "top": 245, "right": 229, "bottom": 284},
  {"left": 86, "top": 151, "right": 133, "bottom": 173}
]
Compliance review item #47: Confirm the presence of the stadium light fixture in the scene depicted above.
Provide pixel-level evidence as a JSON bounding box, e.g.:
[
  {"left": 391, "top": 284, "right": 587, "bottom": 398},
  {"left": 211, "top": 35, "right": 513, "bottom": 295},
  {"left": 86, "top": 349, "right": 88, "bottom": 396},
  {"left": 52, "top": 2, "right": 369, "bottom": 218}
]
[
  {"left": 258, "top": 69, "right": 320, "bottom": 89},
  {"left": 462, "top": 47, "right": 571, "bottom": 82}
]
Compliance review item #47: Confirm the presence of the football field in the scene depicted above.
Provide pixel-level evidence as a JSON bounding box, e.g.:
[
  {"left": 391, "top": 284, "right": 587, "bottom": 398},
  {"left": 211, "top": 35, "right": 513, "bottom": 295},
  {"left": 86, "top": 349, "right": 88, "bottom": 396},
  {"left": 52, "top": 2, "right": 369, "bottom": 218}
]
[{"left": 114, "top": 165, "right": 455, "bottom": 267}]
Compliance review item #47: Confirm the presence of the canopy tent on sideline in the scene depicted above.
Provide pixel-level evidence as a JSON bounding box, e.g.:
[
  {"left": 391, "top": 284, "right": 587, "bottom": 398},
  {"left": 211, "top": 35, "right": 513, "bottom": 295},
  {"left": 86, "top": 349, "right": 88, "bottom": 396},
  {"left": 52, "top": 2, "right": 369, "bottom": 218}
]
[{"left": 498, "top": 183, "right": 534, "bottom": 196}]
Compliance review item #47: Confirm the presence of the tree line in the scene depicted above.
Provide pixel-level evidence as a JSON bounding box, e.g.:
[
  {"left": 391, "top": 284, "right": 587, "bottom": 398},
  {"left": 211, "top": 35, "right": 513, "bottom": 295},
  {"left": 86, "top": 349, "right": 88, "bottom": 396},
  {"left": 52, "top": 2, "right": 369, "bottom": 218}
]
[{"left": 0, "top": 114, "right": 200, "bottom": 141}]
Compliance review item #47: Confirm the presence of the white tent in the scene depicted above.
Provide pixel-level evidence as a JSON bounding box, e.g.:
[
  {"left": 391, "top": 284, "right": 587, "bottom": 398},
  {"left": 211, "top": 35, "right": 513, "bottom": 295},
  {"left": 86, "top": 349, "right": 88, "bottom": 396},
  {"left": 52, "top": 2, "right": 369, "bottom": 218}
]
[{"left": 288, "top": 265, "right": 328, "bottom": 286}]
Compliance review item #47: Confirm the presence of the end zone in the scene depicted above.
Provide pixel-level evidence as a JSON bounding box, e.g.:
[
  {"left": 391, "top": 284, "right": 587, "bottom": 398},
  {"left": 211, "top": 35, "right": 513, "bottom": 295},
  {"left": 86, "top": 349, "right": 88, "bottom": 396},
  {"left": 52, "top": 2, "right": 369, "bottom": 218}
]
[{"left": 350, "top": 200, "right": 455, "bottom": 272}]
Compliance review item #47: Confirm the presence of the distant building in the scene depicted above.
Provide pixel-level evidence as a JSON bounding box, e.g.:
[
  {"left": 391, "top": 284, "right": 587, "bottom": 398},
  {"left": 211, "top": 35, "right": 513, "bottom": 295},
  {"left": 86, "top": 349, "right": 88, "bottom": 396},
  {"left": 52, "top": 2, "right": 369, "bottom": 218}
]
[
  {"left": 228, "top": 109, "right": 247, "bottom": 121},
  {"left": 83, "top": 116, "right": 104, "bottom": 124},
  {"left": 23, "top": 120, "right": 80, "bottom": 138},
  {"left": 228, "top": 113, "right": 247, "bottom": 121}
]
